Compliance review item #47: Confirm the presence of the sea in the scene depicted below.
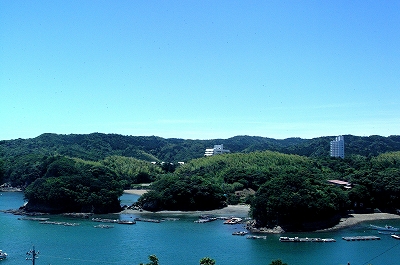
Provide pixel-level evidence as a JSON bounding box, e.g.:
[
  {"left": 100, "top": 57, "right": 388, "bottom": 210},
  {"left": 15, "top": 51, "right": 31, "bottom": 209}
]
[{"left": 1, "top": 191, "right": 400, "bottom": 265}]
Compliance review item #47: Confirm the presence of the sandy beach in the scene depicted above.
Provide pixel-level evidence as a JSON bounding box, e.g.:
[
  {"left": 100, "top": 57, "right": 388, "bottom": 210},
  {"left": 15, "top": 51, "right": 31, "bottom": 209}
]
[
  {"left": 123, "top": 189, "right": 251, "bottom": 217},
  {"left": 124, "top": 189, "right": 149, "bottom": 196},
  {"left": 123, "top": 189, "right": 400, "bottom": 230},
  {"left": 320, "top": 212, "right": 400, "bottom": 231}
]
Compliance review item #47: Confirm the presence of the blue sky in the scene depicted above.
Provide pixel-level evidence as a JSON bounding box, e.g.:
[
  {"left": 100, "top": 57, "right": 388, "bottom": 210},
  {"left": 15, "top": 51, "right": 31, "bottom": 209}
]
[{"left": 1, "top": 1, "right": 399, "bottom": 140}]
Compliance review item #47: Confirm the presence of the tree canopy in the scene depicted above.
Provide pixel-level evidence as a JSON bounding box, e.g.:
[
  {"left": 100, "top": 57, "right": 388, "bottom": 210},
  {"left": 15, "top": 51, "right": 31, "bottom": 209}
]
[{"left": 24, "top": 156, "right": 123, "bottom": 213}]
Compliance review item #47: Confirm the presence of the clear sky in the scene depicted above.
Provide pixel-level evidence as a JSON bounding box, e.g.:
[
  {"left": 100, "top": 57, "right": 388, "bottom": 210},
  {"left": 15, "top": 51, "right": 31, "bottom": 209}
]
[{"left": 1, "top": 1, "right": 399, "bottom": 141}]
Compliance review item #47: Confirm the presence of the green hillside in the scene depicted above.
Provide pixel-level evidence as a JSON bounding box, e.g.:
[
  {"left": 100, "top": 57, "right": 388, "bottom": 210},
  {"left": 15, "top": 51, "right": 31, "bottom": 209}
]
[{"left": 1, "top": 133, "right": 400, "bottom": 231}]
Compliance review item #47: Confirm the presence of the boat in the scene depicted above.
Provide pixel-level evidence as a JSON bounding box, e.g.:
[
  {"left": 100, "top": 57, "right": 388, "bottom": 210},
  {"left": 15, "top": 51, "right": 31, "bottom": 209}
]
[
  {"left": 370, "top": 224, "right": 399, "bottom": 232},
  {"left": 391, "top": 234, "right": 400, "bottom": 240},
  {"left": 117, "top": 220, "right": 136, "bottom": 225},
  {"left": 194, "top": 217, "right": 217, "bottom": 223},
  {"left": 223, "top": 217, "right": 242, "bottom": 224},
  {"left": 0, "top": 250, "right": 7, "bottom": 260},
  {"left": 232, "top": 231, "right": 248, "bottom": 236},
  {"left": 378, "top": 231, "right": 398, "bottom": 235}
]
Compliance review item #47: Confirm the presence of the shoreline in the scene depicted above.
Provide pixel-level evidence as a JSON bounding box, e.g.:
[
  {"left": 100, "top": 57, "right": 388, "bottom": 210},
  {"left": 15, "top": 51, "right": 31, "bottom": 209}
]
[
  {"left": 319, "top": 212, "right": 400, "bottom": 232},
  {"left": 123, "top": 189, "right": 400, "bottom": 231}
]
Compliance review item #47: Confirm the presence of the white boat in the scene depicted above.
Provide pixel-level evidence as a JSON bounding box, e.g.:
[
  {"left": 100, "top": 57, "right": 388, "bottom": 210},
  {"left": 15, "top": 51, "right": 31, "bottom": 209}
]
[
  {"left": 391, "top": 234, "right": 400, "bottom": 240},
  {"left": 223, "top": 217, "right": 242, "bottom": 224},
  {"left": 232, "top": 231, "right": 248, "bottom": 236},
  {"left": 0, "top": 250, "right": 7, "bottom": 260},
  {"left": 370, "top": 224, "right": 399, "bottom": 232}
]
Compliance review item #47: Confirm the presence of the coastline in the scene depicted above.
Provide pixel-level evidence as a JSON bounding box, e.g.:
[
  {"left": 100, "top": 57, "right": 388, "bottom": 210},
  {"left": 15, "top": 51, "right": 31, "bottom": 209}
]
[
  {"left": 123, "top": 189, "right": 250, "bottom": 217},
  {"left": 319, "top": 212, "right": 400, "bottom": 232},
  {"left": 123, "top": 189, "right": 400, "bottom": 231}
]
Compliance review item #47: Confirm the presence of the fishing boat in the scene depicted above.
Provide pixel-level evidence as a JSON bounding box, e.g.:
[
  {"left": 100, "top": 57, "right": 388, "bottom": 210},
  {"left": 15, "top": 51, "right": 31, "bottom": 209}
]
[
  {"left": 370, "top": 224, "right": 399, "bottom": 232},
  {"left": 378, "top": 231, "right": 398, "bottom": 235},
  {"left": 232, "top": 231, "right": 248, "bottom": 236},
  {"left": 0, "top": 250, "right": 7, "bottom": 260},
  {"left": 391, "top": 234, "right": 400, "bottom": 240},
  {"left": 223, "top": 217, "right": 242, "bottom": 224}
]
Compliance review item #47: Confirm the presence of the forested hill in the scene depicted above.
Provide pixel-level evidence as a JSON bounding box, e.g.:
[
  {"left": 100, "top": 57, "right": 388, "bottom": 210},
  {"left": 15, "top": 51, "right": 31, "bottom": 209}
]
[{"left": 1, "top": 133, "right": 400, "bottom": 163}]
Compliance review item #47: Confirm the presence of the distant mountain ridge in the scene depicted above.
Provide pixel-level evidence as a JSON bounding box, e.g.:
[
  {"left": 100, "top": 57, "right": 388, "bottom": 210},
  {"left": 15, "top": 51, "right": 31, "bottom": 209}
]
[{"left": 1, "top": 133, "right": 400, "bottom": 163}]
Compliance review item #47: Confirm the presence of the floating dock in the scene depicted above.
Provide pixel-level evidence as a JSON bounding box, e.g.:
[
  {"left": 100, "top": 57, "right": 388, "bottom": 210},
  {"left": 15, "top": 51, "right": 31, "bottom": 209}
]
[{"left": 342, "top": 236, "right": 380, "bottom": 241}]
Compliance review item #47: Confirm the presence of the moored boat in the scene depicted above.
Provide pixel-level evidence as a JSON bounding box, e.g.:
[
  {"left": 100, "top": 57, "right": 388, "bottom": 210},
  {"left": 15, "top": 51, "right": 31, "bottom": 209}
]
[
  {"left": 370, "top": 224, "right": 399, "bottom": 231},
  {"left": 0, "top": 250, "right": 7, "bottom": 260},
  {"left": 232, "top": 231, "right": 248, "bottom": 236},
  {"left": 223, "top": 217, "right": 242, "bottom": 224},
  {"left": 391, "top": 234, "right": 400, "bottom": 240}
]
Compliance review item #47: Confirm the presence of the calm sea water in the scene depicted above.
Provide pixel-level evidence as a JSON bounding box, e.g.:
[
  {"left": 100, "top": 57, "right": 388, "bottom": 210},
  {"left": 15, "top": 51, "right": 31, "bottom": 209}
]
[{"left": 2, "top": 192, "right": 400, "bottom": 265}]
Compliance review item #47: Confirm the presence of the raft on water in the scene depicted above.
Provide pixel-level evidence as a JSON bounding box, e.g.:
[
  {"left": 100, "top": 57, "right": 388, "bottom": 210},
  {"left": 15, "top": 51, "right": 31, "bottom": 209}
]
[
  {"left": 247, "top": 235, "right": 267, "bottom": 239},
  {"left": 94, "top": 224, "right": 114, "bottom": 228},
  {"left": 39, "top": 221, "right": 80, "bottom": 226},
  {"left": 134, "top": 217, "right": 160, "bottom": 223},
  {"left": 279, "top": 236, "right": 336, "bottom": 242},
  {"left": 342, "top": 236, "right": 380, "bottom": 241}
]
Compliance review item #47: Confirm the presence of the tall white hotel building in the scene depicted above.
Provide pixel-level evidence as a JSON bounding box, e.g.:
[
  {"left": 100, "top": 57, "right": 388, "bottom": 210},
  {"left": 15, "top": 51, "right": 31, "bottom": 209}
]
[{"left": 330, "top": 135, "right": 345, "bottom": 158}]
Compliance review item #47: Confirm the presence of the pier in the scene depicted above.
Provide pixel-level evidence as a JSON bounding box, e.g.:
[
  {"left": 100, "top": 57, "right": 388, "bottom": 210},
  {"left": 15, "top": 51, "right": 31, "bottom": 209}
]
[{"left": 342, "top": 236, "right": 380, "bottom": 241}]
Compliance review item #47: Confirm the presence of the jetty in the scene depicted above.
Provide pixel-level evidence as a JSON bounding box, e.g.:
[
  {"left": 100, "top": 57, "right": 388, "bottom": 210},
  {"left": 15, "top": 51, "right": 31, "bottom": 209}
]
[{"left": 342, "top": 236, "right": 380, "bottom": 241}]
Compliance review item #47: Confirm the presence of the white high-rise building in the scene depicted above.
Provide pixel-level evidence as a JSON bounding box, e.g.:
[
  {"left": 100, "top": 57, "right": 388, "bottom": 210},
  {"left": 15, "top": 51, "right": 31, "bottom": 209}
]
[
  {"left": 330, "top": 135, "right": 345, "bottom": 158},
  {"left": 204, "top": 144, "right": 230, "bottom": 156}
]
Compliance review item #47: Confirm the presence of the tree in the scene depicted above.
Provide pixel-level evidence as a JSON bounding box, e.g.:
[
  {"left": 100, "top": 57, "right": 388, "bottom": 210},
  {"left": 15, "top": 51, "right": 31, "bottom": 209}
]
[
  {"left": 270, "top": 259, "right": 288, "bottom": 265},
  {"left": 0, "top": 159, "right": 4, "bottom": 184},
  {"left": 200, "top": 257, "right": 216, "bottom": 265},
  {"left": 24, "top": 156, "right": 124, "bottom": 213},
  {"left": 140, "top": 254, "right": 159, "bottom": 265},
  {"left": 251, "top": 173, "right": 348, "bottom": 231}
]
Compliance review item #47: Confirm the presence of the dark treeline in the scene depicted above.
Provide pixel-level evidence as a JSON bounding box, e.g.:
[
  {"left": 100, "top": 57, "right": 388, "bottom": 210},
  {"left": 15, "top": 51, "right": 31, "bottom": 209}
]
[
  {"left": 1, "top": 133, "right": 400, "bottom": 230},
  {"left": 1, "top": 133, "right": 400, "bottom": 165}
]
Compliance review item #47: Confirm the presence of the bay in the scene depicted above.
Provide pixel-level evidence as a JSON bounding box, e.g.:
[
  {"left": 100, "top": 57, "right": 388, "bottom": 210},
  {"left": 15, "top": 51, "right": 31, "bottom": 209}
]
[{"left": 1, "top": 192, "right": 400, "bottom": 265}]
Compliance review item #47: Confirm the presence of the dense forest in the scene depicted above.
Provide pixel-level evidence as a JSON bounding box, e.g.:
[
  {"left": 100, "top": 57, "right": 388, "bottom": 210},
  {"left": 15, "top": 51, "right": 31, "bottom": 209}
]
[
  {"left": 1, "top": 133, "right": 400, "bottom": 164},
  {"left": 1, "top": 133, "right": 400, "bottom": 230}
]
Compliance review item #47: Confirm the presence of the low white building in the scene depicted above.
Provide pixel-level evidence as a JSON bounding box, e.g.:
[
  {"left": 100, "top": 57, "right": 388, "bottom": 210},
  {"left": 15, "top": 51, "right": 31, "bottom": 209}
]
[{"left": 204, "top": 144, "right": 230, "bottom": 156}]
